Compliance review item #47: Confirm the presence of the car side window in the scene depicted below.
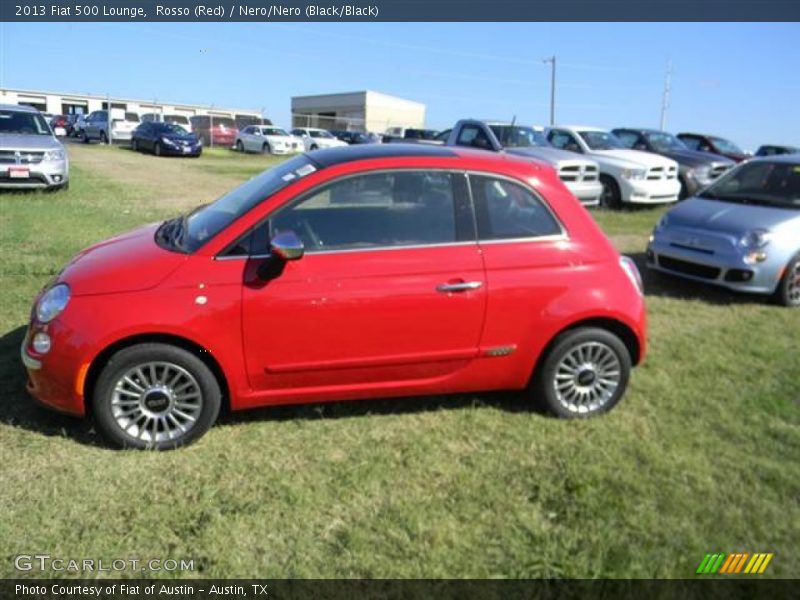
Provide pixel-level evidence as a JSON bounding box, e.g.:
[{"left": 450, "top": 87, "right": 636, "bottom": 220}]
[
  {"left": 268, "top": 171, "right": 463, "bottom": 253},
  {"left": 615, "top": 131, "right": 639, "bottom": 148},
  {"left": 456, "top": 125, "right": 491, "bottom": 149},
  {"left": 680, "top": 136, "right": 701, "bottom": 151},
  {"left": 548, "top": 130, "right": 580, "bottom": 153},
  {"left": 470, "top": 175, "right": 562, "bottom": 240}
]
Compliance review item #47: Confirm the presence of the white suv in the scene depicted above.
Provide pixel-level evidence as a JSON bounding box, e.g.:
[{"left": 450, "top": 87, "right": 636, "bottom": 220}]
[
  {"left": 290, "top": 127, "right": 347, "bottom": 151},
  {"left": 547, "top": 125, "right": 681, "bottom": 208}
]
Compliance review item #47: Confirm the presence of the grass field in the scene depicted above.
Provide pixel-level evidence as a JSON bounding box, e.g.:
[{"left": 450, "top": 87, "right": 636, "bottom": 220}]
[{"left": 0, "top": 144, "right": 798, "bottom": 579}]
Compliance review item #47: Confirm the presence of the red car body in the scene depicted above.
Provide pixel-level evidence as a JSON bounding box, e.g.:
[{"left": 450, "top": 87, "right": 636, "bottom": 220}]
[{"left": 22, "top": 145, "right": 646, "bottom": 445}]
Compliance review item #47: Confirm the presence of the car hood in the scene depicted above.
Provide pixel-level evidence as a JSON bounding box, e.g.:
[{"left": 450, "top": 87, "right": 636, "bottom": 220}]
[
  {"left": 666, "top": 197, "right": 800, "bottom": 235},
  {"left": 0, "top": 133, "right": 62, "bottom": 151},
  {"left": 59, "top": 223, "right": 186, "bottom": 296},
  {"left": 588, "top": 148, "right": 674, "bottom": 168},
  {"left": 656, "top": 148, "right": 733, "bottom": 167},
  {"left": 507, "top": 146, "right": 596, "bottom": 166}
]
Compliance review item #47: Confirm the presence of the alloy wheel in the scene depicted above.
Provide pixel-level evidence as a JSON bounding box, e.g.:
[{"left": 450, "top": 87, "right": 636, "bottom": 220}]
[
  {"left": 553, "top": 341, "right": 621, "bottom": 414},
  {"left": 787, "top": 260, "right": 800, "bottom": 305},
  {"left": 110, "top": 361, "right": 204, "bottom": 444}
]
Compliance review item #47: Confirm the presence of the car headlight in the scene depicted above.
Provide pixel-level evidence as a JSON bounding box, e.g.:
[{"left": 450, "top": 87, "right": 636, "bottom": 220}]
[
  {"left": 739, "top": 229, "right": 772, "bottom": 249},
  {"left": 161, "top": 137, "right": 177, "bottom": 146},
  {"left": 621, "top": 167, "right": 647, "bottom": 180},
  {"left": 44, "top": 149, "right": 65, "bottom": 161},
  {"left": 689, "top": 165, "right": 712, "bottom": 184},
  {"left": 36, "top": 284, "right": 71, "bottom": 323}
]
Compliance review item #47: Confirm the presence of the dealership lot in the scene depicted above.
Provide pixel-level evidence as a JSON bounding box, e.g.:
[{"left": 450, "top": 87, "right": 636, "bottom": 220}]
[{"left": 0, "top": 144, "right": 798, "bottom": 577}]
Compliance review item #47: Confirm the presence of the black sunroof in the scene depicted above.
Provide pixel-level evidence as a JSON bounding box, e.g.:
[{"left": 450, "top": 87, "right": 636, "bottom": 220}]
[{"left": 307, "top": 143, "right": 458, "bottom": 168}]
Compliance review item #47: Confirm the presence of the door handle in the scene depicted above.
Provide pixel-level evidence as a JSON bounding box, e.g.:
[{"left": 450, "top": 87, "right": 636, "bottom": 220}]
[{"left": 436, "top": 281, "right": 483, "bottom": 293}]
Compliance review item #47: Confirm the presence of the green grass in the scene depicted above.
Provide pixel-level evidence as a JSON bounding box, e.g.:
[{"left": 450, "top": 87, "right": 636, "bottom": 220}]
[{"left": 0, "top": 145, "right": 798, "bottom": 579}]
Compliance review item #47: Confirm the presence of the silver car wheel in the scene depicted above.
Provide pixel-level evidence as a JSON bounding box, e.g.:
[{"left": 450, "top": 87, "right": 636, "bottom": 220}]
[
  {"left": 553, "top": 342, "right": 621, "bottom": 414},
  {"left": 787, "top": 260, "right": 800, "bottom": 304},
  {"left": 110, "top": 361, "right": 203, "bottom": 443}
]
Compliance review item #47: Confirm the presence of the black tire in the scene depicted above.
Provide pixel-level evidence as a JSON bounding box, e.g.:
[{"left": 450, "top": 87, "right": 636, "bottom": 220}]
[
  {"left": 531, "top": 327, "right": 631, "bottom": 419},
  {"left": 599, "top": 174, "right": 622, "bottom": 210},
  {"left": 262, "top": 142, "right": 270, "bottom": 155},
  {"left": 310, "top": 144, "right": 318, "bottom": 151},
  {"left": 236, "top": 140, "right": 244, "bottom": 153},
  {"left": 100, "top": 131, "right": 108, "bottom": 144},
  {"left": 678, "top": 176, "right": 689, "bottom": 201},
  {"left": 774, "top": 254, "right": 800, "bottom": 307},
  {"left": 92, "top": 343, "right": 222, "bottom": 450},
  {"left": 81, "top": 131, "right": 90, "bottom": 144},
  {"left": 154, "top": 142, "right": 162, "bottom": 157},
  {"left": 131, "top": 138, "right": 139, "bottom": 152}
]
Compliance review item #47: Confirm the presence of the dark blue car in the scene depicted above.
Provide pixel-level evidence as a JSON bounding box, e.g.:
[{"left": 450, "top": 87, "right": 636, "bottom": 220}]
[{"left": 131, "top": 121, "right": 202, "bottom": 157}]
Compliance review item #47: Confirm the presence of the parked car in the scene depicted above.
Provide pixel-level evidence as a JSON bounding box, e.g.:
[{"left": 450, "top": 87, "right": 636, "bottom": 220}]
[
  {"left": 64, "top": 114, "right": 82, "bottom": 137},
  {"left": 141, "top": 113, "right": 194, "bottom": 134},
  {"left": 612, "top": 128, "right": 734, "bottom": 199},
  {"left": 131, "top": 122, "right": 201, "bottom": 157},
  {"left": 0, "top": 103, "right": 69, "bottom": 190},
  {"left": 647, "top": 156, "right": 800, "bottom": 306},
  {"left": 82, "top": 110, "right": 140, "bottom": 143},
  {"left": 676, "top": 133, "right": 749, "bottom": 163},
  {"left": 754, "top": 144, "right": 799, "bottom": 157},
  {"left": 49, "top": 115, "right": 68, "bottom": 137},
  {"left": 383, "top": 127, "right": 441, "bottom": 144},
  {"left": 21, "top": 144, "right": 647, "bottom": 449},
  {"left": 290, "top": 127, "right": 347, "bottom": 151},
  {"left": 331, "top": 130, "right": 381, "bottom": 145},
  {"left": 72, "top": 114, "right": 89, "bottom": 138},
  {"left": 547, "top": 126, "right": 681, "bottom": 208},
  {"left": 189, "top": 115, "right": 237, "bottom": 147},
  {"left": 447, "top": 119, "right": 603, "bottom": 207},
  {"left": 235, "top": 126, "right": 302, "bottom": 155}
]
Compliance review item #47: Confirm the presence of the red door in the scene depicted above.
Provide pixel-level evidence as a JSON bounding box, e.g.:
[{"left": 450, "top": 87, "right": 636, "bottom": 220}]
[{"left": 239, "top": 169, "right": 487, "bottom": 401}]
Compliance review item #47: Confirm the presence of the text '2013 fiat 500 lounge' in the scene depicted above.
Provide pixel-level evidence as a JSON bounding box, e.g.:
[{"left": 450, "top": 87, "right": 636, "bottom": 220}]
[{"left": 22, "top": 145, "right": 647, "bottom": 449}]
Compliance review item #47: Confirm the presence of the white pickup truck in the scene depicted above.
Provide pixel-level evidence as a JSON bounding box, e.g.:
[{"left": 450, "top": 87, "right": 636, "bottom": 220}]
[
  {"left": 445, "top": 119, "right": 603, "bottom": 207},
  {"left": 546, "top": 125, "right": 681, "bottom": 208}
]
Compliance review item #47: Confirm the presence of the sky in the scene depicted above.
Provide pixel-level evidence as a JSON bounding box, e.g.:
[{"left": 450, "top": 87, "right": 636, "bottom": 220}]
[{"left": 1, "top": 22, "right": 798, "bottom": 150}]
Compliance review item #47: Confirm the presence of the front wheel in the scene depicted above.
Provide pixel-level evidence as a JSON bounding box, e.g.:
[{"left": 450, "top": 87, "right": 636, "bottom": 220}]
[
  {"left": 262, "top": 142, "right": 270, "bottom": 154},
  {"left": 531, "top": 327, "right": 631, "bottom": 418},
  {"left": 235, "top": 140, "right": 244, "bottom": 153},
  {"left": 775, "top": 255, "right": 800, "bottom": 307},
  {"left": 92, "top": 343, "right": 222, "bottom": 450},
  {"left": 131, "top": 138, "right": 139, "bottom": 152},
  {"left": 599, "top": 174, "right": 622, "bottom": 210}
]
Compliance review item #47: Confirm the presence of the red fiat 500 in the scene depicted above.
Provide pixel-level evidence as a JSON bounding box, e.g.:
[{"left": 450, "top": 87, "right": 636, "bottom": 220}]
[{"left": 22, "top": 145, "right": 646, "bottom": 449}]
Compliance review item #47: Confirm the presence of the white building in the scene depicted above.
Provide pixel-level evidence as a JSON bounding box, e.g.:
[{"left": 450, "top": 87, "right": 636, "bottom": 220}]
[
  {"left": 0, "top": 87, "right": 262, "bottom": 122},
  {"left": 291, "top": 90, "right": 426, "bottom": 133}
]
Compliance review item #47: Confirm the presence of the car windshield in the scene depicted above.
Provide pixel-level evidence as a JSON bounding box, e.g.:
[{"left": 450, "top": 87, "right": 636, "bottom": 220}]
[
  {"left": 711, "top": 137, "right": 743, "bottom": 155},
  {"left": 699, "top": 160, "right": 800, "bottom": 208},
  {"left": 263, "top": 127, "right": 289, "bottom": 136},
  {"left": 309, "top": 130, "right": 333, "bottom": 138},
  {"left": 173, "top": 155, "right": 319, "bottom": 253},
  {"left": 645, "top": 132, "right": 687, "bottom": 152},
  {"left": 579, "top": 131, "right": 625, "bottom": 150},
  {"left": 156, "top": 123, "right": 189, "bottom": 135},
  {"left": 0, "top": 110, "right": 51, "bottom": 135},
  {"left": 489, "top": 125, "right": 548, "bottom": 148}
]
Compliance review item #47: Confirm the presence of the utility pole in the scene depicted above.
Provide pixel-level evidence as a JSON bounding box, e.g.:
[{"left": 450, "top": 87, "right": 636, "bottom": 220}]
[
  {"left": 660, "top": 59, "right": 672, "bottom": 131},
  {"left": 543, "top": 56, "right": 556, "bottom": 126}
]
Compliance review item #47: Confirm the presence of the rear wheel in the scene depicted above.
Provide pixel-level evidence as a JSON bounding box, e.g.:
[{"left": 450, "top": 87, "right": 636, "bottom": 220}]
[
  {"left": 775, "top": 255, "right": 800, "bottom": 307},
  {"left": 531, "top": 327, "right": 631, "bottom": 418},
  {"left": 154, "top": 142, "right": 162, "bottom": 156},
  {"left": 599, "top": 175, "right": 622, "bottom": 210},
  {"left": 92, "top": 343, "right": 221, "bottom": 450},
  {"left": 131, "top": 138, "right": 139, "bottom": 152}
]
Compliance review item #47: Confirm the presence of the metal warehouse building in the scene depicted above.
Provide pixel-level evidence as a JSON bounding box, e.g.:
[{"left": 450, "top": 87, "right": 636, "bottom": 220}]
[
  {"left": 291, "top": 91, "right": 426, "bottom": 134},
  {"left": 0, "top": 87, "right": 262, "bottom": 122}
]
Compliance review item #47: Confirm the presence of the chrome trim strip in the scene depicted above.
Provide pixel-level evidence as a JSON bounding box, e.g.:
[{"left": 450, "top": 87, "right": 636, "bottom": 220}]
[{"left": 20, "top": 340, "right": 41, "bottom": 370}]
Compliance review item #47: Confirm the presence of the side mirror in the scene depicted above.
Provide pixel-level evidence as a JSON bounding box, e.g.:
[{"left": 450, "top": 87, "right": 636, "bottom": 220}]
[{"left": 270, "top": 230, "right": 304, "bottom": 261}]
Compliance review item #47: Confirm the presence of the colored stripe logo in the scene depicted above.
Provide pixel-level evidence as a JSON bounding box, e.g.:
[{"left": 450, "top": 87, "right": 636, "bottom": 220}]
[{"left": 696, "top": 552, "right": 774, "bottom": 575}]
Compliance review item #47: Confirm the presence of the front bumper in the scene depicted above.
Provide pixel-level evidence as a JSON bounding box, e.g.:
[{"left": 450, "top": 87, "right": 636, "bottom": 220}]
[
  {"left": 564, "top": 180, "right": 603, "bottom": 207},
  {"left": 647, "top": 228, "right": 783, "bottom": 294},
  {"left": 0, "top": 159, "right": 69, "bottom": 189},
  {"left": 161, "top": 143, "right": 202, "bottom": 156},
  {"left": 619, "top": 177, "right": 680, "bottom": 204}
]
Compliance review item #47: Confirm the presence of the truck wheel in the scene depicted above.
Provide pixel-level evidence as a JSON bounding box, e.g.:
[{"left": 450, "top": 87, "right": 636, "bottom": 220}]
[{"left": 599, "top": 175, "right": 622, "bottom": 210}]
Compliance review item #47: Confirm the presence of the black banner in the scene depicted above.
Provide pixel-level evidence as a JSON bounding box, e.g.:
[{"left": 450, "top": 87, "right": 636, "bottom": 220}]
[
  {"left": 3, "top": 579, "right": 799, "bottom": 600},
  {"left": 2, "top": 0, "right": 800, "bottom": 22}
]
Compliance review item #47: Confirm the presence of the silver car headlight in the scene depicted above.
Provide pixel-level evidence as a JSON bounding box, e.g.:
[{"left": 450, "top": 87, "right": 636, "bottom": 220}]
[
  {"left": 36, "top": 284, "right": 71, "bottom": 323},
  {"left": 621, "top": 167, "right": 648, "bottom": 180},
  {"left": 739, "top": 228, "right": 772, "bottom": 249},
  {"left": 44, "top": 149, "right": 66, "bottom": 161}
]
